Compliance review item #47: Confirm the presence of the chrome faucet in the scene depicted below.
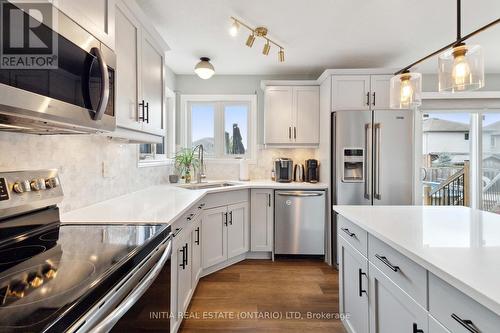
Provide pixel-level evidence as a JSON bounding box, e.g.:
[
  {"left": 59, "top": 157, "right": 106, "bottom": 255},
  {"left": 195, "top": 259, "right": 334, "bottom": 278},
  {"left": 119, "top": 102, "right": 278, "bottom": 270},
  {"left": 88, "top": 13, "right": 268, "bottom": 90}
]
[{"left": 194, "top": 144, "right": 206, "bottom": 183}]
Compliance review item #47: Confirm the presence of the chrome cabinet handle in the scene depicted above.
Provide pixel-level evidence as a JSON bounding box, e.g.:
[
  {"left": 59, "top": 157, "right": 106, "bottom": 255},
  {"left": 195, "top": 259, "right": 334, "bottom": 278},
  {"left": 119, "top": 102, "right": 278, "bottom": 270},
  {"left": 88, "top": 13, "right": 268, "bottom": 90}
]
[
  {"left": 224, "top": 212, "right": 228, "bottom": 226},
  {"left": 89, "top": 240, "right": 171, "bottom": 333},
  {"left": 145, "top": 102, "right": 150, "bottom": 123},
  {"left": 294, "top": 126, "right": 297, "bottom": 139},
  {"left": 198, "top": 203, "right": 205, "bottom": 210},
  {"left": 375, "top": 254, "right": 400, "bottom": 272},
  {"left": 364, "top": 123, "right": 372, "bottom": 200},
  {"left": 268, "top": 194, "right": 271, "bottom": 207},
  {"left": 89, "top": 47, "right": 109, "bottom": 121},
  {"left": 179, "top": 245, "right": 186, "bottom": 269},
  {"left": 229, "top": 211, "right": 233, "bottom": 225},
  {"left": 374, "top": 123, "right": 381, "bottom": 200},
  {"left": 372, "top": 92, "right": 376, "bottom": 106},
  {"left": 366, "top": 92, "right": 370, "bottom": 106},
  {"left": 288, "top": 126, "right": 292, "bottom": 140},
  {"left": 451, "top": 314, "right": 480, "bottom": 333},
  {"left": 187, "top": 213, "right": 195, "bottom": 221},
  {"left": 358, "top": 268, "right": 367, "bottom": 297},
  {"left": 341, "top": 227, "right": 356, "bottom": 238}
]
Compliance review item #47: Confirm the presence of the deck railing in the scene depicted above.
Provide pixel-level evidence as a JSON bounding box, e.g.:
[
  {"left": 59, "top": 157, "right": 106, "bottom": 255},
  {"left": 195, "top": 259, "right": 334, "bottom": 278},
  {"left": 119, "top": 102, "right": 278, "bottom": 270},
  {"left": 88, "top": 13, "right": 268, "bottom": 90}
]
[{"left": 424, "top": 161, "right": 470, "bottom": 207}]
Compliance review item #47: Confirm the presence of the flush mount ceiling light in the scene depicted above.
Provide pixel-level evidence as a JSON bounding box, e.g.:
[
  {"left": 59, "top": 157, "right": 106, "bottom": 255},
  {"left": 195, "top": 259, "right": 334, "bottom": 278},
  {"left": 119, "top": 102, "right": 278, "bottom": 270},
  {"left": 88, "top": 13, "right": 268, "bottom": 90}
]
[
  {"left": 194, "top": 57, "right": 215, "bottom": 80},
  {"left": 229, "top": 17, "right": 285, "bottom": 63},
  {"left": 390, "top": 0, "right": 499, "bottom": 109}
]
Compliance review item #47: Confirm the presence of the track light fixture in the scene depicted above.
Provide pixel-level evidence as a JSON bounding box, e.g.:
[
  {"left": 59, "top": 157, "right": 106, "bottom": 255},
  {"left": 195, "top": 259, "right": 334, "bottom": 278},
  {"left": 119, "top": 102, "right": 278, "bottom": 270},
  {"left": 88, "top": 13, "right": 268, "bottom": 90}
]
[{"left": 229, "top": 16, "right": 285, "bottom": 63}]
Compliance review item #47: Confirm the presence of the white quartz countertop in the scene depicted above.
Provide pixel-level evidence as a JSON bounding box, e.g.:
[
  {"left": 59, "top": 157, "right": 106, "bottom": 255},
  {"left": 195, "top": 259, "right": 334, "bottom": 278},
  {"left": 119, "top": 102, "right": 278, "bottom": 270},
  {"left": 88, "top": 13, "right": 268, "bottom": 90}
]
[
  {"left": 333, "top": 205, "right": 500, "bottom": 317},
  {"left": 61, "top": 180, "right": 327, "bottom": 225}
]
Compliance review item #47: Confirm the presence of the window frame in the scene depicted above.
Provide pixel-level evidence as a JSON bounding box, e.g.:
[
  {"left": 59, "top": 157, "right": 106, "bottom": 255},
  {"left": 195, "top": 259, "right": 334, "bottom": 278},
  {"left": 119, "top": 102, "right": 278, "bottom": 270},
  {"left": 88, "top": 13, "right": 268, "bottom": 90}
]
[{"left": 180, "top": 94, "right": 257, "bottom": 162}]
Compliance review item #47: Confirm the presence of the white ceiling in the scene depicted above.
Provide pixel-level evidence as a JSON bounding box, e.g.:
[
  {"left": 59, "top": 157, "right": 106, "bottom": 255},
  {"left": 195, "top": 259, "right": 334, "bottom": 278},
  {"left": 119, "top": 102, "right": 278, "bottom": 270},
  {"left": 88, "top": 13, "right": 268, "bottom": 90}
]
[{"left": 136, "top": 0, "right": 500, "bottom": 76}]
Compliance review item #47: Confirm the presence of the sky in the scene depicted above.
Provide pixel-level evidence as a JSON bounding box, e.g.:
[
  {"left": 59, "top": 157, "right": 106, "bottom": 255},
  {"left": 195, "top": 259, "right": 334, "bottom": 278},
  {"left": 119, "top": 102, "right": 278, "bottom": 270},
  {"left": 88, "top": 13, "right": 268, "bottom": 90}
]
[{"left": 191, "top": 103, "right": 248, "bottom": 147}]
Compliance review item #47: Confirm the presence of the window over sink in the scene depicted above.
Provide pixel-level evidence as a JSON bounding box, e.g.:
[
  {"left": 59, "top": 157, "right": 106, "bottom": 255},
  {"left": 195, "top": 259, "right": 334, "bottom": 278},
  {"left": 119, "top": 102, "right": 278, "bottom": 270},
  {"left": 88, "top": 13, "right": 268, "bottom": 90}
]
[{"left": 180, "top": 95, "right": 256, "bottom": 161}]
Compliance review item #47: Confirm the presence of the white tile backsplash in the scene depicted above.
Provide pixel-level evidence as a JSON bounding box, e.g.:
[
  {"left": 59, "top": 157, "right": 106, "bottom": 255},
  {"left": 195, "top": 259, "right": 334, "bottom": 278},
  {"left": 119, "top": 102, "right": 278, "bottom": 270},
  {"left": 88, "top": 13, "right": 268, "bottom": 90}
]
[
  {"left": 0, "top": 133, "right": 171, "bottom": 213},
  {"left": 0, "top": 132, "right": 317, "bottom": 213}
]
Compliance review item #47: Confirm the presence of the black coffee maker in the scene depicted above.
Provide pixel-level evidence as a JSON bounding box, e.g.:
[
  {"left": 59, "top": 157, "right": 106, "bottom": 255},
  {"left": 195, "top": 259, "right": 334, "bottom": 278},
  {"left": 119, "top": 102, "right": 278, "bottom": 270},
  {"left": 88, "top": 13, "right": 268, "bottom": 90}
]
[{"left": 305, "top": 159, "right": 319, "bottom": 183}]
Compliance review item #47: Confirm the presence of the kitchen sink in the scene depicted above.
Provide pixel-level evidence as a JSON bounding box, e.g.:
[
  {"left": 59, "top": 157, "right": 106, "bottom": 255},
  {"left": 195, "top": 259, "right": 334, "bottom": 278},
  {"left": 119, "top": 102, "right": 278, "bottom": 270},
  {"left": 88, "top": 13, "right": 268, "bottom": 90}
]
[{"left": 177, "top": 182, "right": 240, "bottom": 190}]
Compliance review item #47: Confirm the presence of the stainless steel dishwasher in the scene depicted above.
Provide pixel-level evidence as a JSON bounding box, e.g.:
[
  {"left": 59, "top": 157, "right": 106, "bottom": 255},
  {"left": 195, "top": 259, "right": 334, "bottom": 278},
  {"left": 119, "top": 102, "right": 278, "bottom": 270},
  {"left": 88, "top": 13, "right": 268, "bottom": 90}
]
[{"left": 274, "top": 190, "right": 326, "bottom": 255}]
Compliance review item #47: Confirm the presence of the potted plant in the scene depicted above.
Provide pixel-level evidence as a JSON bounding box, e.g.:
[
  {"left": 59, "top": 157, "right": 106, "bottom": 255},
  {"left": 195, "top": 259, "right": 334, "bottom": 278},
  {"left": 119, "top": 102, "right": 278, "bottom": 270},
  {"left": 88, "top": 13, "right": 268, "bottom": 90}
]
[{"left": 174, "top": 148, "right": 199, "bottom": 184}]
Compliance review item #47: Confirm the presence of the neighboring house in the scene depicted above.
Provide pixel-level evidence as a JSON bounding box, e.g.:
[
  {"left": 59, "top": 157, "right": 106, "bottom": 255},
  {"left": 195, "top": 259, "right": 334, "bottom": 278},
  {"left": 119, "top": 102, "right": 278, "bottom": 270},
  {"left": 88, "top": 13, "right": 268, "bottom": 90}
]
[
  {"left": 422, "top": 117, "right": 470, "bottom": 155},
  {"left": 482, "top": 120, "right": 500, "bottom": 155}
]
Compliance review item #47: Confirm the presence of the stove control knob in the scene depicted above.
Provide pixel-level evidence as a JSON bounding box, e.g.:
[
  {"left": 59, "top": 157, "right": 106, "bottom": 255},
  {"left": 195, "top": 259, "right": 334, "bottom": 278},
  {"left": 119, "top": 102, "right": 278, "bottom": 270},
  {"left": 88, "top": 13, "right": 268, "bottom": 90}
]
[
  {"left": 12, "top": 180, "right": 31, "bottom": 193},
  {"left": 42, "top": 265, "right": 57, "bottom": 279},
  {"left": 45, "top": 177, "right": 60, "bottom": 189},
  {"left": 8, "top": 281, "right": 28, "bottom": 298},
  {"left": 27, "top": 273, "right": 44, "bottom": 288},
  {"left": 30, "top": 178, "right": 46, "bottom": 191}
]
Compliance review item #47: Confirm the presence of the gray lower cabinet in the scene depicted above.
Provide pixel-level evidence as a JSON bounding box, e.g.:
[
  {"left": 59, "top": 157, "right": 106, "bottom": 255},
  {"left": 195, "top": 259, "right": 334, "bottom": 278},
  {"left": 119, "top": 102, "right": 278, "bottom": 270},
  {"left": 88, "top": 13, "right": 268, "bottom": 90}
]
[
  {"left": 191, "top": 217, "right": 202, "bottom": 284},
  {"left": 429, "top": 315, "right": 451, "bottom": 333},
  {"left": 338, "top": 236, "right": 369, "bottom": 333},
  {"left": 201, "top": 202, "right": 249, "bottom": 269},
  {"left": 176, "top": 231, "right": 192, "bottom": 315},
  {"left": 368, "top": 262, "right": 427, "bottom": 333}
]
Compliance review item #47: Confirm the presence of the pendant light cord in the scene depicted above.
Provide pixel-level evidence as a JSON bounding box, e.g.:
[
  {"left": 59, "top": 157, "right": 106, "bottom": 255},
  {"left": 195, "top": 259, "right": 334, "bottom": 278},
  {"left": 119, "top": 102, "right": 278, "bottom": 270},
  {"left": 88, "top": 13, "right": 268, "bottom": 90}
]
[{"left": 394, "top": 0, "right": 499, "bottom": 75}]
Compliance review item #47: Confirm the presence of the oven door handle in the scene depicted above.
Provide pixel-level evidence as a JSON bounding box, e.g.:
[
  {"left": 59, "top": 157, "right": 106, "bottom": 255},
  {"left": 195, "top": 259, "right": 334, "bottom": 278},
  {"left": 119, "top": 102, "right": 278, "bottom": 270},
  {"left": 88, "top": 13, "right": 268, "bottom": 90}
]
[
  {"left": 89, "top": 239, "right": 172, "bottom": 333},
  {"left": 90, "top": 47, "right": 110, "bottom": 121}
]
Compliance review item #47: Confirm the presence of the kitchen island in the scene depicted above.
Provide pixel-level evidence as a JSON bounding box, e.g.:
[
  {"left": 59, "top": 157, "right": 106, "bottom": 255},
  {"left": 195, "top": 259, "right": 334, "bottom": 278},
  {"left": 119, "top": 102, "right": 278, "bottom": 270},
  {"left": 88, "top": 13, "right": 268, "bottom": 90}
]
[{"left": 334, "top": 205, "right": 500, "bottom": 333}]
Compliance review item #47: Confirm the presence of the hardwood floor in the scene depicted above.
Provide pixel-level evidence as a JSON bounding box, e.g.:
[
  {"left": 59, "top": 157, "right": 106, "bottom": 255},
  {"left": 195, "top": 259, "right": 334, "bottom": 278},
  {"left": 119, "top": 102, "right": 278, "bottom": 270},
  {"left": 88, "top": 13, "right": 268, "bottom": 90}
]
[{"left": 179, "top": 259, "right": 346, "bottom": 333}]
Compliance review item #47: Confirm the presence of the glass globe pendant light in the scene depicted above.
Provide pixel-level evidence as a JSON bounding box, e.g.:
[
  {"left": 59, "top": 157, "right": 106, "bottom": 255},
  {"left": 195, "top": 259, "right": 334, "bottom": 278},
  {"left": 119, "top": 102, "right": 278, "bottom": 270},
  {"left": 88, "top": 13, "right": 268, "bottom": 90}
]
[
  {"left": 390, "top": 71, "right": 422, "bottom": 109},
  {"left": 194, "top": 57, "right": 215, "bottom": 80},
  {"left": 438, "top": 0, "right": 484, "bottom": 92}
]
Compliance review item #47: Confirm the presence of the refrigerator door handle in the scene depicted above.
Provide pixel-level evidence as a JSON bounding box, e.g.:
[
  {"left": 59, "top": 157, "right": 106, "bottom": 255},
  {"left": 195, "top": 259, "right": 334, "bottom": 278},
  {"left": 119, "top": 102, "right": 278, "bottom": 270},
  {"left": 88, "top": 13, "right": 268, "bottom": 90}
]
[
  {"left": 364, "top": 123, "right": 372, "bottom": 200},
  {"left": 374, "top": 123, "right": 381, "bottom": 200}
]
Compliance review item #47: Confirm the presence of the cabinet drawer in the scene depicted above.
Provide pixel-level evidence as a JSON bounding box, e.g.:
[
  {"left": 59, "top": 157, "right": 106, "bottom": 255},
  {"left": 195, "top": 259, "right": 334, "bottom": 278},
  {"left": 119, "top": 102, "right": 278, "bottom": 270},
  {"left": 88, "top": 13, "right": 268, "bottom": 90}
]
[
  {"left": 429, "top": 273, "right": 500, "bottom": 333},
  {"left": 368, "top": 235, "right": 427, "bottom": 307},
  {"left": 204, "top": 190, "right": 249, "bottom": 209},
  {"left": 337, "top": 215, "right": 367, "bottom": 256},
  {"left": 429, "top": 314, "right": 451, "bottom": 333}
]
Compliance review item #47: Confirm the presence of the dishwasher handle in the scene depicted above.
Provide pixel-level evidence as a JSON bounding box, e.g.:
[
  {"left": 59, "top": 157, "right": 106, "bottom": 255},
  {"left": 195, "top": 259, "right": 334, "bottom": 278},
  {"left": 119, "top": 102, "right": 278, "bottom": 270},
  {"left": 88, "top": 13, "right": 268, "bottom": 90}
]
[
  {"left": 276, "top": 191, "right": 324, "bottom": 197},
  {"left": 89, "top": 239, "right": 172, "bottom": 333}
]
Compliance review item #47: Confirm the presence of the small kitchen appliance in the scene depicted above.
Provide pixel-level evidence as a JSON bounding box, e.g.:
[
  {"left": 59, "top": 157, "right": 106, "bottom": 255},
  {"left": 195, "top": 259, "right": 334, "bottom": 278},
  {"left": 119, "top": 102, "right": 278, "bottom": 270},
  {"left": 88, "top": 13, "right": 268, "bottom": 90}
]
[
  {"left": 305, "top": 159, "right": 320, "bottom": 183},
  {"left": 294, "top": 163, "right": 304, "bottom": 182},
  {"left": 274, "top": 158, "right": 293, "bottom": 183}
]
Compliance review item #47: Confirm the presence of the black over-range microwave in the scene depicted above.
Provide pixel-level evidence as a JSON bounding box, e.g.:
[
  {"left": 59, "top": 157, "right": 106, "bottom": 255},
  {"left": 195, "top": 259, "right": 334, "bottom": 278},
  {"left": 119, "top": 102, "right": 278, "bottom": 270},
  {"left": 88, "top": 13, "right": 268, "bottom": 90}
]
[{"left": 0, "top": 2, "right": 115, "bottom": 134}]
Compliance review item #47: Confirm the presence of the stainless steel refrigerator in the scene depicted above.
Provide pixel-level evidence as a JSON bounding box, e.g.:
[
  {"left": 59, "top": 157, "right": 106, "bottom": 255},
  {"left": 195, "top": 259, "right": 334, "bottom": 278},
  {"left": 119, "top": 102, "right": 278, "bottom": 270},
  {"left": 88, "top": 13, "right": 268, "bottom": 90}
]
[{"left": 331, "top": 110, "right": 413, "bottom": 264}]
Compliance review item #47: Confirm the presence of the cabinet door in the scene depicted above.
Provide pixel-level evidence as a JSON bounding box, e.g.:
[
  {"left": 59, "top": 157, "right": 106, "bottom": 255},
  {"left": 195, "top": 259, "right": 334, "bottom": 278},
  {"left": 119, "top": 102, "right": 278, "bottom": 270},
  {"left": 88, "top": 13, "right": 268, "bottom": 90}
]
[
  {"left": 338, "top": 236, "right": 369, "bottom": 333},
  {"left": 57, "top": 0, "right": 115, "bottom": 49},
  {"left": 250, "top": 189, "right": 274, "bottom": 252},
  {"left": 429, "top": 315, "right": 451, "bottom": 333},
  {"left": 293, "top": 86, "right": 320, "bottom": 145},
  {"left": 115, "top": 4, "right": 141, "bottom": 131},
  {"left": 332, "top": 75, "right": 371, "bottom": 111},
  {"left": 369, "top": 262, "right": 428, "bottom": 333},
  {"left": 370, "top": 75, "right": 392, "bottom": 110},
  {"left": 202, "top": 207, "right": 227, "bottom": 268},
  {"left": 140, "top": 31, "right": 164, "bottom": 135},
  {"left": 191, "top": 218, "right": 202, "bottom": 284},
  {"left": 176, "top": 233, "right": 192, "bottom": 315},
  {"left": 227, "top": 202, "right": 249, "bottom": 259},
  {"left": 264, "top": 86, "right": 293, "bottom": 144}
]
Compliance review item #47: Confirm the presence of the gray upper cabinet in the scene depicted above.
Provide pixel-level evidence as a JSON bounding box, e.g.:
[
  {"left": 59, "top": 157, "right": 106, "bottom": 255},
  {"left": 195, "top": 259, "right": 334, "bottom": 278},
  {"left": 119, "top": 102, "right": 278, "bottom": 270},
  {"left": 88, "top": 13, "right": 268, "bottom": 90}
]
[
  {"left": 113, "top": 1, "right": 166, "bottom": 140},
  {"left": 140, "top": 32, "right": 164, "bottom": 136},
  {"left": 56, "top": 0, "right": 115, "bottom": 49},
  {"left": 264, "top": 85, "right": 320, "bottom": 146},
  {"left": 115, "top": 4, "right": 140, "bottom": 131},
  {"left": 331, "top": 75, "right": 392, "bottom": 111}
]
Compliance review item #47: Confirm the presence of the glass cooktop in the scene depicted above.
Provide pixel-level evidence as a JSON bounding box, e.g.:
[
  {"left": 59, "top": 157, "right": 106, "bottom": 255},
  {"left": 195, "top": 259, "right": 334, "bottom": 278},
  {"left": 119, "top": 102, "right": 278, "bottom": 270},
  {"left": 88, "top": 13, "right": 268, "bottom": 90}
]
[{"left": 0, "top": 221, "right": 170, "bottom": 332}]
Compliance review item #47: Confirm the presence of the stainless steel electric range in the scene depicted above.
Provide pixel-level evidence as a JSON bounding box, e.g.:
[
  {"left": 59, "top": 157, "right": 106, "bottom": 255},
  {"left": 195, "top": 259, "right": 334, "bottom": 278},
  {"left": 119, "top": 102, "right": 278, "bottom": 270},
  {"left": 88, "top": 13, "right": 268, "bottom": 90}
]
[{"left": 0, "top": 170, "right": 172, "bottom": 333}]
